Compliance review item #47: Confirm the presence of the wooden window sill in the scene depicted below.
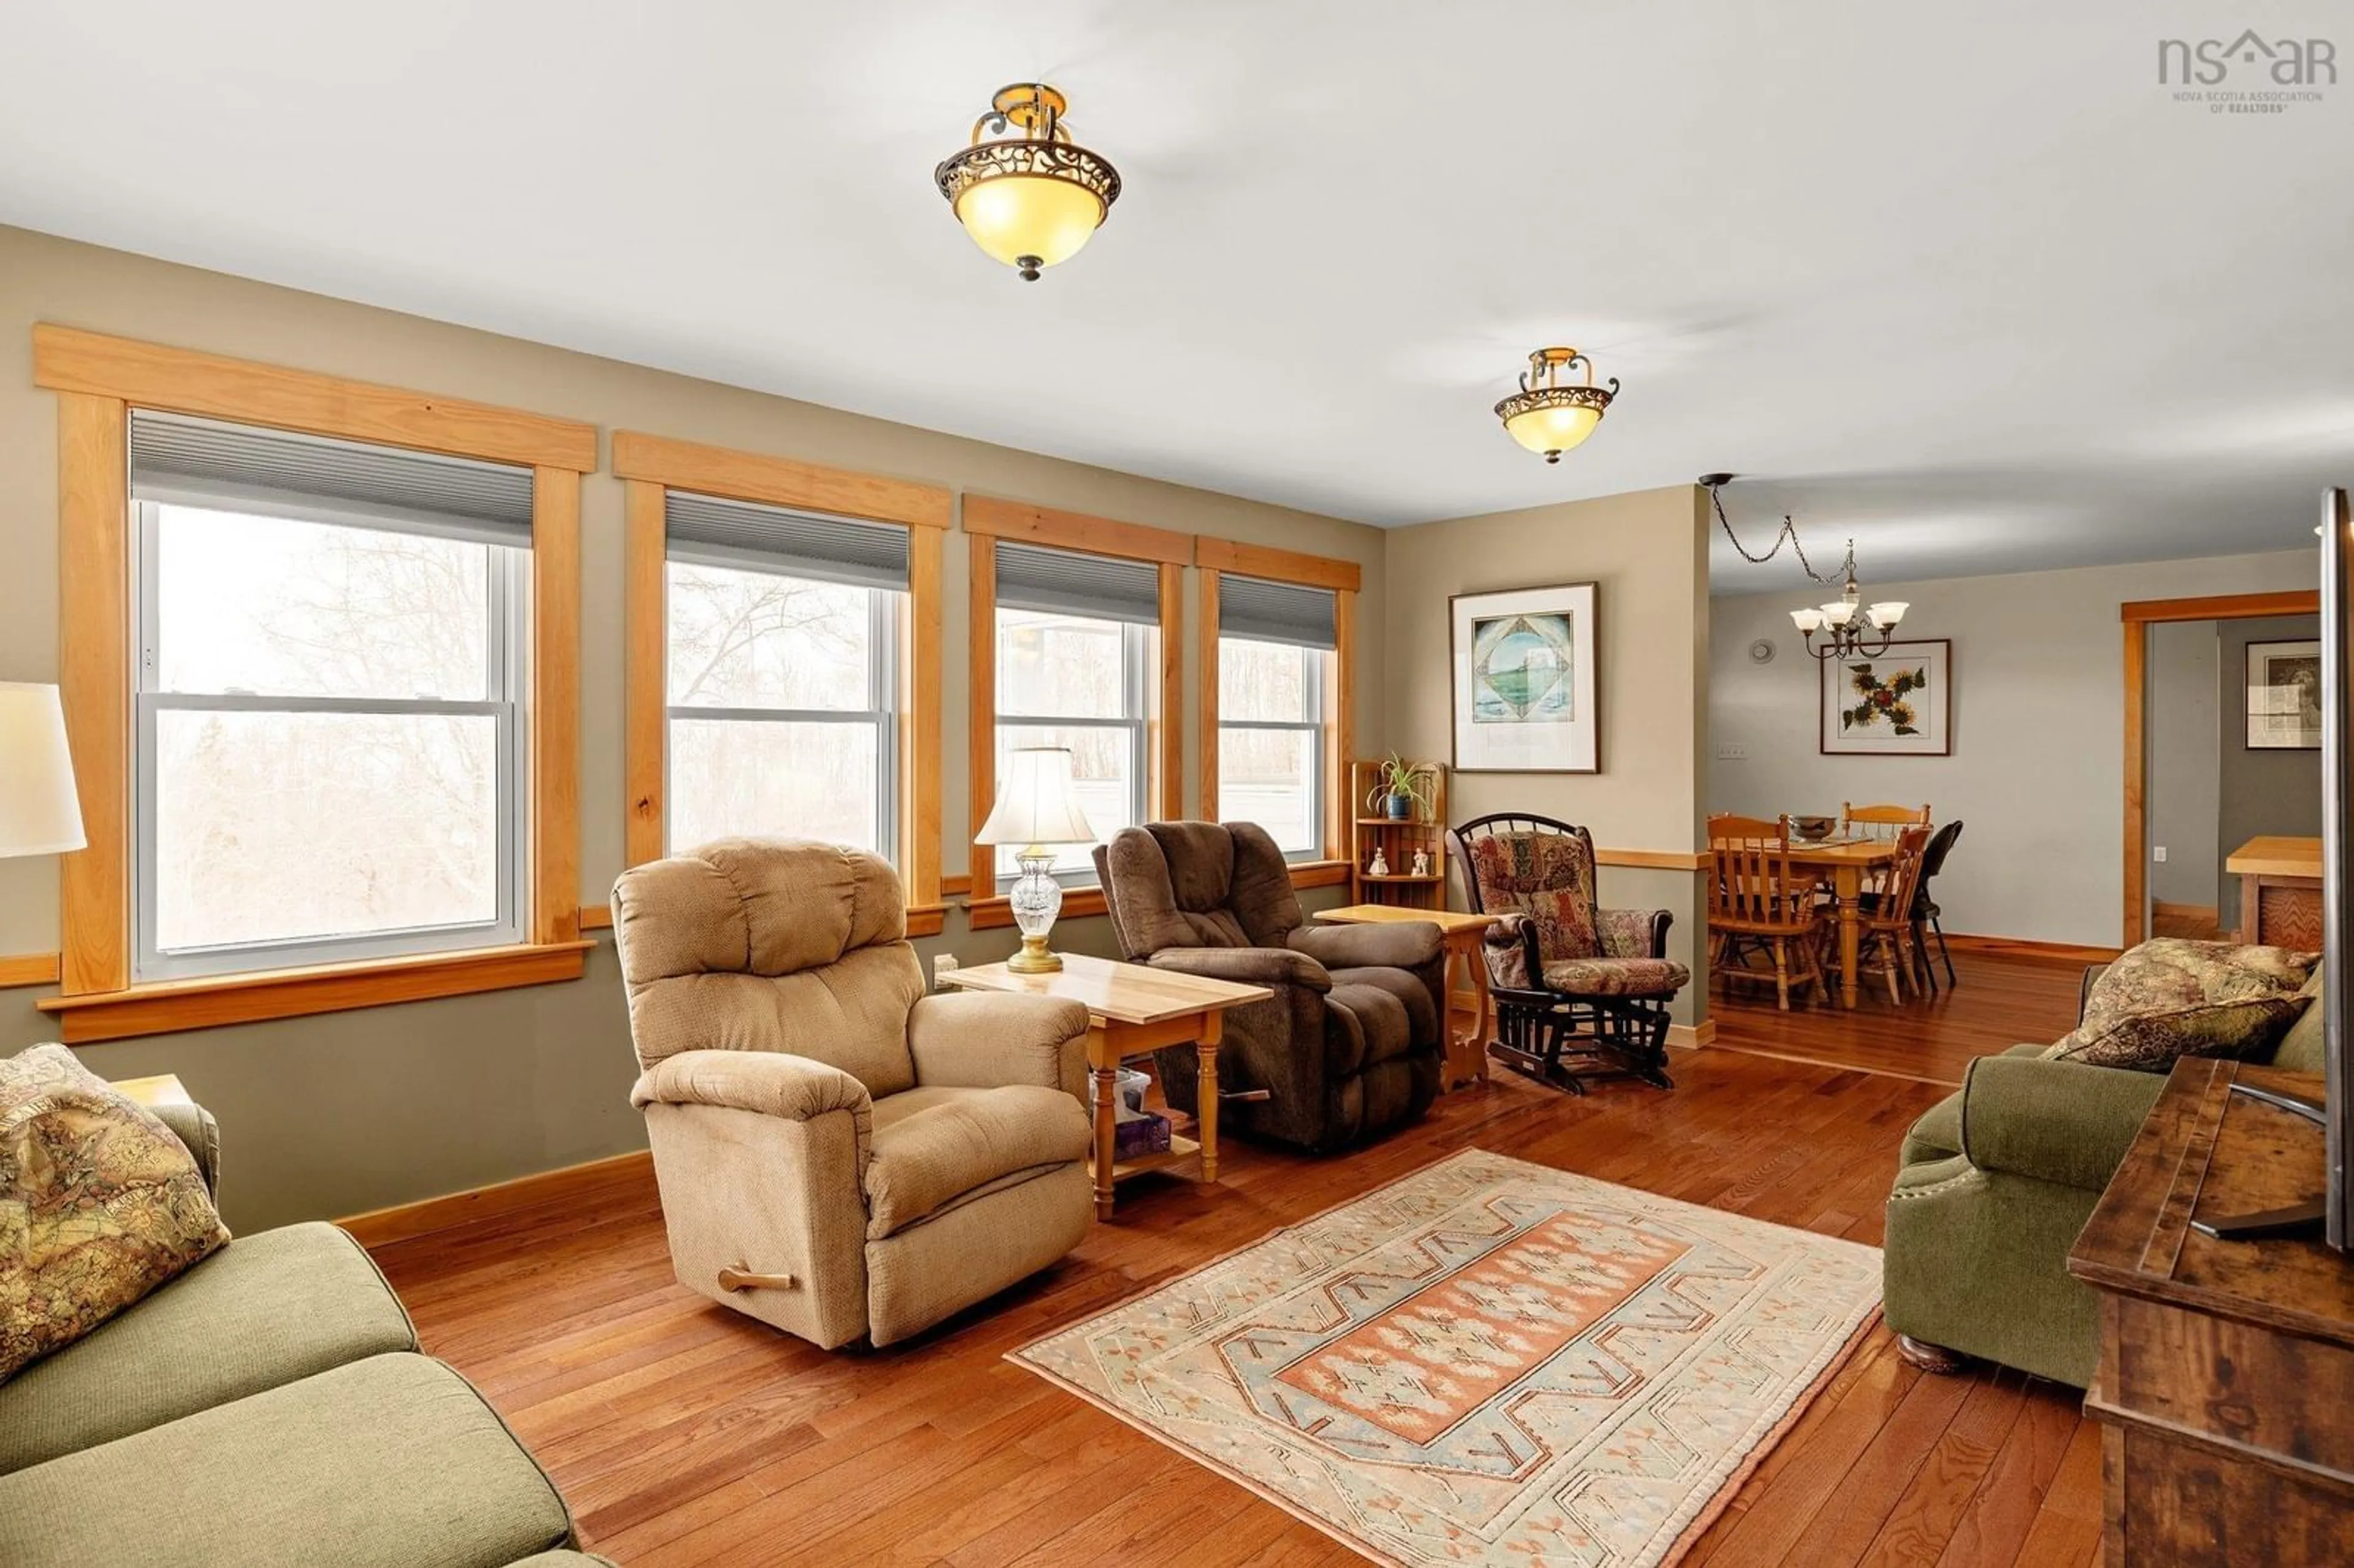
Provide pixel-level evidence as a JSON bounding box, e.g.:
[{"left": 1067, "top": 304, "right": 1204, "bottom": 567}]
[
  {"left": 966, "top": 861, "right": 1349, "bottom": 929},
  {"left": 35, "top": 940, "right": 595, "bottom": 1044},
  {"left": 966, "top": 886, "right": 1110, "bottom": 931}
]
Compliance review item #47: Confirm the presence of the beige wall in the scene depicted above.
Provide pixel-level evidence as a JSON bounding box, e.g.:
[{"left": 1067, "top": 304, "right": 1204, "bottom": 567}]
[
  {"left": 1708, "top": 549, "right": 2317, "bottom": 949},
  {"left": 1379, "top": 484, "right": 1714, "bottom": 1024},
  {"left": 0, "top": 224, "right": 1387, "bottom": 1230}
]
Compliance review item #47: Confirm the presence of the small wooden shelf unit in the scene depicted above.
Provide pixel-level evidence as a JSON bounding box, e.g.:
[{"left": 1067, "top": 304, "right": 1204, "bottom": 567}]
[{"left": 1347, "top": 759, "right": 1449, "bottom": 910}]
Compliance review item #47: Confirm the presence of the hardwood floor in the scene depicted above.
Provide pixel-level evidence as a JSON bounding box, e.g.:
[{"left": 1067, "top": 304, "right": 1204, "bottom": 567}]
[
  {"left": 1709, "top": 948, "right": 2088, "bottom": 1087},
  {"left": 371, "top": 978, "right": 2099, "bottom": 1567}
]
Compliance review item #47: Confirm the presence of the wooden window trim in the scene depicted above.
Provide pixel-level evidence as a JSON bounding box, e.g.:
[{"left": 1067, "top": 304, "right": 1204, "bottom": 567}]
[
  {"left": 36, "top": 328, "right": 594, "bottom": 1012},
  {"left": 1195, "top": 542, "right": 1358, "bottom": 862},
  {"left": 35, "top": 941, "right": 593, "bottom": 1045},
  {"left": 33, "top": 326, "right": 596, "bottom": 471},
  {"left": 1195, "top": 536, "right": 1363, "bottom": 595},
  {"left": 962, "top": 495, "right": 1193, "bottom": 565},
  {"left": 611, "top": 430, "right": 952, "bottom": 533},
  {"left": 967, "top": 504, "right": 1192, "bottom": 906},
  {"left": 617, "top": 436, "right": 946, "bottom": 912}
]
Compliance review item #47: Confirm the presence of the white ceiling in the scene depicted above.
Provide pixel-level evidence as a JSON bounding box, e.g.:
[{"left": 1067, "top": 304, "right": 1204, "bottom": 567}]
[{"left": 2, "top": 2, "right": 2347, "bottom": 592}]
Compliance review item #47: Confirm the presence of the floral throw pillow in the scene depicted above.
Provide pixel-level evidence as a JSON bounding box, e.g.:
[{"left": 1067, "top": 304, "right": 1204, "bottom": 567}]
[
  {"left": 2045, "top": 938, "right": 2320, "bottom": 1072},
  {"left": 2, "top": 1045, "right": 229, "bottom": 1382}
]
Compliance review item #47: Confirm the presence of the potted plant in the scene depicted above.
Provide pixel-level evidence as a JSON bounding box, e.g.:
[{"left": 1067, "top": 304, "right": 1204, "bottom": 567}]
[{"left": 1365, "top": 753, "right": 1434, "bottom": 821}]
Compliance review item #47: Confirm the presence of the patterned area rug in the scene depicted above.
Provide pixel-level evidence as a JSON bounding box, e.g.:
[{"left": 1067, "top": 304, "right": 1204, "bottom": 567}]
[{"left": 1013, "top": 1149, "right": 1881, "bottom": 1566}]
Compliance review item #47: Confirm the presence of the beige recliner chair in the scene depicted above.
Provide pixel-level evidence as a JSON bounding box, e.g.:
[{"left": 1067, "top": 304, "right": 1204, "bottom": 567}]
[{"left": 612, "top": 839, "right": 1095, "bottom": 1349}]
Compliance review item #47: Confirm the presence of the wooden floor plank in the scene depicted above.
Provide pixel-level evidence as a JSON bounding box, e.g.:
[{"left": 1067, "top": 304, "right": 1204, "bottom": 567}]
[{"left": 368, "top": 950, "right": 2100, "bottom": 1567}]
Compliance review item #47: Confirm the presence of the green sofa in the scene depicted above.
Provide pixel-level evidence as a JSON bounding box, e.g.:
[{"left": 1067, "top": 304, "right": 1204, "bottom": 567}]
[
  {"left": 1884, "top": 964, "right": 2326, "bottom": 1387},
  {"left": 0, "top": 1094, "right": 614, "bottom": 1568}
]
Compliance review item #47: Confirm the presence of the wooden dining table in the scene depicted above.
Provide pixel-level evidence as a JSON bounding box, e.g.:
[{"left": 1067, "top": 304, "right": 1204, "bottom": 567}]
[{"left": 1780, "top": 837, "right": 1903, "bottom": 1008}]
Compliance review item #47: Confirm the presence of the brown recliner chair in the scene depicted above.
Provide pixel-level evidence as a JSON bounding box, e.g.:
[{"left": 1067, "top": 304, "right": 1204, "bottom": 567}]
[
  {"left": 612, "top": 839, "right": 1094, "bottom": 1349},
  {"left": 1094, "top": 822, "right": 1446, "bottom": 1154}
]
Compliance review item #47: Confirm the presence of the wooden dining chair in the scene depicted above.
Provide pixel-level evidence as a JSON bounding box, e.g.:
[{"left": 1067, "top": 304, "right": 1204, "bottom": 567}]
[
  {"left": 1705, "top": 813, "right": 1827, "bottom": 1011},
  {"left": 1851, "top": 824, "right": 1934, "bottom": 1004},
  {"left": 1842, "top": 802, "right": 1932, "bottom": 841}
]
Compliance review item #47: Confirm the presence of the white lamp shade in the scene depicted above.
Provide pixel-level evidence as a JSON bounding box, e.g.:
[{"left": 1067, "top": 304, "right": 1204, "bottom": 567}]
[
  {"left": 974, "top": 747, "right": 1097, "bottom": 847},
  {"left": 1820, "top": 599, "right": 1857, "bottom": 625},
  {"left": 0, "top": 682, "right": 85, "bottom": 857},
  {"left": 1867, "top": 601, "right": 1910, "bottom": 628},
  {"left": 1789, "top": 607, "right": 1826, "bottom": 633}
]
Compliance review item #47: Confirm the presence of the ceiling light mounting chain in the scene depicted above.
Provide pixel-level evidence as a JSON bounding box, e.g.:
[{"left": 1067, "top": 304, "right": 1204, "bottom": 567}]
[
  {"left": 1701, "top": 473, "right": 1843, "bottom": 587},
  {"left": 1702, "top": 474, "right": 1913, "bottom": 663}
]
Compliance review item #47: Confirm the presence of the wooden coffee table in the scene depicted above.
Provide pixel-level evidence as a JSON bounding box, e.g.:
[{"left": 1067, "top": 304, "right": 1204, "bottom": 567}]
[
  {"left": 1316, "top": 904, "right": 1496, "bottom": 1089},
  {"left": 938, "top": 954, "right": 1270, "bottom": 1220}
]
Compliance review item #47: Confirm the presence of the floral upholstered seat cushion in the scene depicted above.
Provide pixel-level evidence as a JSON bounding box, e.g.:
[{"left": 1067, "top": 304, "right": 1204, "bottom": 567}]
[
  {"left": 1, "top": 1045, "right": 230, "bottom": 1382},
  {"left": 1539, "top": 956, "right": 1692, "bottom": 999},
  {"left": 1468, "top": 832, "right": 1600, "bottom": 961},
  {"left": 2044, "top": 938, "right": 2318, "bottom": 1072}
]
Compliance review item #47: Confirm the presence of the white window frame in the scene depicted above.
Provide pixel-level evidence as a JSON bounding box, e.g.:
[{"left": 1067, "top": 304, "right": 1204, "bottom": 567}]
[
  {"left": 1216, "top": 636, "right": 1328, "bottom": 862},
  {"left": 994, "top": 613, "right": 1151, "bottom": 890},
  {"left": 131, "top": 498, "right": 531, "bottom": 981},
  {"left": 661, "top": 558, "right": 901, "bottom": 861}
]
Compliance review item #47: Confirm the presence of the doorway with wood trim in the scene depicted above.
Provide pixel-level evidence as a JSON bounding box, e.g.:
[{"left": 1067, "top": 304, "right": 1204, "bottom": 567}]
[{"left": 2122, "top": 590, "right": 2322, "bottom": 950}]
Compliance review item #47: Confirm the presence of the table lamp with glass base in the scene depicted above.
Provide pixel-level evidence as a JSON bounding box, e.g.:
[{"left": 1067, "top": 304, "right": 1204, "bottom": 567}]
[{"left": 974, "top": 746, "right": 1098, "bottom": 974}]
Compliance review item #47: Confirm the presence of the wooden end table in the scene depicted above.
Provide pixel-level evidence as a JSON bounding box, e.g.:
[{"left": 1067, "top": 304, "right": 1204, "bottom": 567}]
[
  {"left": 113, "top": 1073, "right": 191, "bottom": 1109},
  {"left": 2068, "top": 1058, "right": 2354, "bottom": 1562},
  {"left": 937, "top": 953, "right": 1270, "bottom": 1220},
  {"left": 1314, "top": 904, "right": 1496, "bottom": 1090}
]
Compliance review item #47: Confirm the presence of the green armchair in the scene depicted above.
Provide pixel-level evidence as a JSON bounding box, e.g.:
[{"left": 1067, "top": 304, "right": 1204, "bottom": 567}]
[{"left": 1883, "top": 961, "right": 2326, "bottom": 1387}]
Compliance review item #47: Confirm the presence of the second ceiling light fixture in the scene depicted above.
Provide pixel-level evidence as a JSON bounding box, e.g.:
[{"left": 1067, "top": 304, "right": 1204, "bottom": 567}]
[{"left": 935, "top": 83, "right": 1620, "bottom": 460}]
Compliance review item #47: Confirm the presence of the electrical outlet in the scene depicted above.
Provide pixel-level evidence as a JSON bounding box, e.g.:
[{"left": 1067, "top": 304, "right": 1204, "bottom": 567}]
[
  {"left": 2152, "top": 845, "right": 2168, "bottom": 863},
  {"left": 1715, "top": 741, "right": 1749, "bottom": 761},
  {"left": 933, "top": 953, "right": 960, "bottom": 989}
]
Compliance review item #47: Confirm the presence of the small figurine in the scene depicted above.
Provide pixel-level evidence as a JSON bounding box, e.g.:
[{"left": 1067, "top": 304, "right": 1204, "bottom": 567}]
[
  {"left": 1410, "top": 847, "right": 1431, "bottom": 878},
  {"left": 1368, "top": 845, "right": 1390, "bottom": 877}
]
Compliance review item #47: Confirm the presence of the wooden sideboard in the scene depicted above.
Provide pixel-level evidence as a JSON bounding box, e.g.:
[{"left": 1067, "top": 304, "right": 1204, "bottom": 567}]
[
  {"left": 2068, "top": 1059, "right": 2354, "bottom": 1564},
  {"left": 2226, "top": 834, "right": 2322, "bottom": 948}
]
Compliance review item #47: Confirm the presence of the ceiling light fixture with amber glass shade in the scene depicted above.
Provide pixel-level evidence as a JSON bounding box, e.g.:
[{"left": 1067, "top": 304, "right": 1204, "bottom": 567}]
[
  {"left": 935, "top": 83, "right": 1122, "bottom": 281},
  {"left": 1495, "top": 347, "right": 1619, "bottom": 462}
]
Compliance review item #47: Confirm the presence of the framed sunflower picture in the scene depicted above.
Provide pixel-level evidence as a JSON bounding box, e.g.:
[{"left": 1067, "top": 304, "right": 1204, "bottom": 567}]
[
  {"left": 1450, "top": 581, "right": 1599, "bottom": 772},
  {"left": 1819, "top": 638, "right": 1951, "bottom": 756}
]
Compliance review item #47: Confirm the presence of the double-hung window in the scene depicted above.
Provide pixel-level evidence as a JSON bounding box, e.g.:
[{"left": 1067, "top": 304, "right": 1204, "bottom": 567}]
[
  {"left": 992, "top": 542, "right": 1159, "bottom": 886},
  {"left": 129, "top": 411, "right": 533, "bottom": 980},
  {"left": 663, "top": 490, "right": 905, "bottom": 858},
  {"left": 1216, "top": 574, "right": 1339, "bottom": 860}
]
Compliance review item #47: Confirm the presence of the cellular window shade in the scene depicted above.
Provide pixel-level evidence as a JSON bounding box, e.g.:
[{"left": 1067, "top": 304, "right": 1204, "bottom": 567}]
[
  {"left": 665, "top": 490, "right": 910, "bottom": 592},
  {"left": 994, "top": 541, "right": 1160, "bottom": 625},
  {"left": 129, "top": 409, "right": 533, "bottom": 547},
  {"left": 1219, "top": 573, "right": 1338, "bottom": 650}
]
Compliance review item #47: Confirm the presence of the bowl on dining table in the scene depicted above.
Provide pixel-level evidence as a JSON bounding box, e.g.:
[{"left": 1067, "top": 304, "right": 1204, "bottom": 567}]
[{"left": 1790, "top": 815, "right": 1836, "bottom": 842}]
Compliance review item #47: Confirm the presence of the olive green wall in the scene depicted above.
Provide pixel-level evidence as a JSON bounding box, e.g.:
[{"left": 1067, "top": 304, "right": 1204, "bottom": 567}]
[{"left": 0, "top": 224, "right": 1386, "bottom": 1232}]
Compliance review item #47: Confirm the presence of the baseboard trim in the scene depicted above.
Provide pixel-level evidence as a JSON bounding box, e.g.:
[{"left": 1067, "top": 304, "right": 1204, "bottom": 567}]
[
  {"left": 1668, "top": 1019, "right": 1718, "bottom": 1050},
  {"left": 1941, "top": 933, "right": 2124, "bottom": 964},
  {"left": 340, "top": 1148, "right": 652, "bottom": 1250}
]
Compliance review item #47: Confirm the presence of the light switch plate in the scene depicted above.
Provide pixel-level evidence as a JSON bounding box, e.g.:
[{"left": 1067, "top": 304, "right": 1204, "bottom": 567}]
[{"left": 2152, "top": 846, "right": 2168, "bottom": 862}]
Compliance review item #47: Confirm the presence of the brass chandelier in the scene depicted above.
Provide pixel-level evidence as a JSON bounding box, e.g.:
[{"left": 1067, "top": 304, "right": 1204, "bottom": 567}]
[
  {"left": 1496, "top": 347, "right": 1618, "bottom": 462},
  {"left": 934, "top": 83, "right": 1121, "bottom": 281},
  {"left": 1702, "top": 474, "right": 1910, "bottom": 662}
]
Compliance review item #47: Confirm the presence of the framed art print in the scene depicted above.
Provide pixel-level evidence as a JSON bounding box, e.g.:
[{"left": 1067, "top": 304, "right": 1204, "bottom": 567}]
[
  {"left": 1450, "top": 582, "right": 1598, "bottom": 773},
  {"left": 1820, "top": 638, "right": 1951, "bottom": 756},
  {"left": 2247, "top": 639, "right": 2322, "bottom": 749}
]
